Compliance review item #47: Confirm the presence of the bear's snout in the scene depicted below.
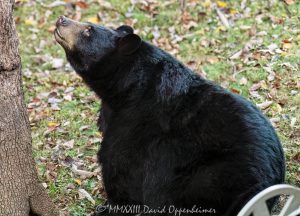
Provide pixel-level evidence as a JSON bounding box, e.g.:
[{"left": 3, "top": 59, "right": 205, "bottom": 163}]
[
  {"left": 56, "top": 16, "right": 69, "bottom": 27},
  {"left": 54, "top": 16, "right": 84, "bottom": 51}
]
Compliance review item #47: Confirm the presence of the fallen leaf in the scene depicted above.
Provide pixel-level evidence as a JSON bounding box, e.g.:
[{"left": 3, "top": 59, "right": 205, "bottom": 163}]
[
  {"left": 42, "top": 183, "right": 48, "bottom": 188},
  {"left": 79, "top": 125, "right": 89, "bottom": 131},
  {"left": 206, "top": 56, "right": 219, "bottom": 64},
  {"left": 270, "top": 117, "right": 280, "bottom": 124},
  {"left": 230, "top": 88, "right": 241, "bottom": 94},
  {"left": 292, "top": 152, "right": 300, "bottom": 162},
  {"left": 51, "top": 104, "right": 61, "bottom": 111},
  {"left": 66, "top": 183, "right": 76, "bottom": 189},
  {"left": 256, "top": 101, "right": 273, "bottom": 110},
  {"left": 65, "top": 87, "right": 75, "bottom": 93},
  {"left": 250, "top": 82, "right": 262, "bottom": 91},
  {"left": 282, "top": 39, "right": 293, "bottom": 50},
  {"left": 48, "top": 25, "right": 56, "bottom": 33},
  {"left": 48, "top": 97, "right": 62, "bottom": 104},
  {"left": 90, "top": 138, "right": 102, "bottom": 144},
  {"left": 87, "top": 16, "right": 99, "bottom": 24},
  {"left": 48, "top": 122, "right": 60, "bottom": 127},
  {"left": 71, "top": 165, "right": 96, "bottom": 179},
  {"left": 202, "top": 0, "right": 211, "bottom": 8},
  {"left": 267, "top": 43, "right": 278, "bottom": 52},
  {"left": 284, "top": 0, "right": 294, "bottom": 5},
  {"left": 63, "top": 94, "right": 73, "bottom": 101},
  {"left": 45, "top": 1, "right": 66, "bottom": 8},
  {"left": 291, "top": 117, "right": 297, "bottom": 128},
  {"left": 78, "top": 188, "right": 95, "bottom": 204},
  {"left": 239, "top": 77, "right": 248, "bottom": 85},
  {"left": 62, "top": 140, "right": 74, "bottom": 149},
  {"left": 230, "top": 9, "right": 238, "bottom": 15},
  {"left": 51, "top": 58, "right": 64, "bottom": 69},
  {"left": 217, "top": 1, "right": 227, "bottom": 8},
  {"left": 16, "top": 0, "right": 28, "bottom": 3},
  {"left": 24, "top": 19, "right": 35, "bottom": 26},
  {"left": 76, "top": 1, "right": 88, "bottom": 9},
  {"left": 290, "top": 131, "right": 300, "bottom": 138},
  {"left": 74, "top": 179, "right": 82, "bottom": 185}
]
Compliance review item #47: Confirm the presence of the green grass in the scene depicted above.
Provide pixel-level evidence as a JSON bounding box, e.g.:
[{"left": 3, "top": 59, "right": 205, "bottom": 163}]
[{"left": 14, "top": 0, "right": 300, "bottom": 215}]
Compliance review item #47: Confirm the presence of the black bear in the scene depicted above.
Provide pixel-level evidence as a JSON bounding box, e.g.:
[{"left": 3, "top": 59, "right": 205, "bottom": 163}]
[{"left": 54, "top": 16, "right": 285, "bottom": 216}]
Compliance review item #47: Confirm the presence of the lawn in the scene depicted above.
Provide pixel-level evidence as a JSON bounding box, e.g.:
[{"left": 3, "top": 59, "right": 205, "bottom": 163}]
[{"left": 14, "top": 0, "right": 300, "bottom": 215}]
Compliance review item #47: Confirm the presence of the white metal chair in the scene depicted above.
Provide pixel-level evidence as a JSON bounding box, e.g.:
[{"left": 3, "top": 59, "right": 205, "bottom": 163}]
[{"left": 238, "top": 184, "right": 300, "bottom": 216}]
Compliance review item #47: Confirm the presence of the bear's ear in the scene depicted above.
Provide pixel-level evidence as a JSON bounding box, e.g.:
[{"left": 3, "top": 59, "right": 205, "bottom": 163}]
[
  {"left": 117, "top": 25, "right": 134, "bottom": 34},
  {"left": 118, "top": 34, "right": 141, "bottom": 55}
]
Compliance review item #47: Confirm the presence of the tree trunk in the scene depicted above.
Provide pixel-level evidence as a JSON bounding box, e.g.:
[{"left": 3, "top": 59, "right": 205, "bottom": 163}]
[{"left": 0, "top": 1, "right": 59, "bottom": 215}]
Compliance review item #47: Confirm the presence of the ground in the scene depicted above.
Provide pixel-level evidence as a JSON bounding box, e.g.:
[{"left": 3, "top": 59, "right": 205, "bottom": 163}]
[{"left": 14, "top": 0, "right": 300, "bottom": 215}]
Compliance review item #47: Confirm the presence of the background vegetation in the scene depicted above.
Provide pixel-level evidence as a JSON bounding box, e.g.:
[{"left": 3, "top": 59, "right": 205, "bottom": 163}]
[{"left": 14, "top": 0, "right": 300, "bottom": 215}]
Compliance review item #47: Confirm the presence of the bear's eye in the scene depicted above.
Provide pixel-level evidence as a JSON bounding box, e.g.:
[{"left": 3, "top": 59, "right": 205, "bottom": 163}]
[{"left": 83, "top": 26, "right": 92, "bottom": 37}]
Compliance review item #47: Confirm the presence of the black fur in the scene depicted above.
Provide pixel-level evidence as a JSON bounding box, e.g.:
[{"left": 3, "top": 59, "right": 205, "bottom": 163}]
[{"left": 59, "top": 22, "right": 285, "bottom": 216}]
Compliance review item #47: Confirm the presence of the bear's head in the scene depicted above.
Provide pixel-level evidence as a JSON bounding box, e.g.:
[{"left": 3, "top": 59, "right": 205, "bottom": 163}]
[{"left": 54, "top": 16, "right": 142, "bottom": 74}]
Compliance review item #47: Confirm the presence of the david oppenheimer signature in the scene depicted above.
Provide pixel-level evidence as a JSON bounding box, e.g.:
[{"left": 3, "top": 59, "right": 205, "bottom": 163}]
[{"left": 96, "top": 205, "right": 216, "bottom": 215}]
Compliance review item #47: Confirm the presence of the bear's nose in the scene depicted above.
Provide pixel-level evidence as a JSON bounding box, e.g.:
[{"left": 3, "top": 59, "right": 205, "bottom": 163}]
[{"left": 56, "top": 16, "right": 69, "bottom": 27}]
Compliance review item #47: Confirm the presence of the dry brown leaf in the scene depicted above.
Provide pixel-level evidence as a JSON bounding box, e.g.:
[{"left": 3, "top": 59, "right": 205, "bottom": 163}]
[
  {"left": 291, "top": 152, "right": 300, "bottom": 163},
  {"left": 284, "top": 0, "right": 294, "bottom": 5},
  {"left": 282, "top": 39, "right": 293, "bottom": 50},
  {"left": 290, "top": 131, "right": 300, "bottom": 138},
  {"left": 230, "top": 88, "right": 241, "bottom": 94},
  {"left": 76, "top": 1, "right": 88, "bottom": 9},
  {"left": 206, "top": 56, "right": 219, "bottom": 64}
]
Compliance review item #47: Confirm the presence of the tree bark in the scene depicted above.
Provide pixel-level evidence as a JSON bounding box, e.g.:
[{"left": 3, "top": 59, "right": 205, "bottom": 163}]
[{"left": 0, "top": 0, "right": 59, "bottom": 215}]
